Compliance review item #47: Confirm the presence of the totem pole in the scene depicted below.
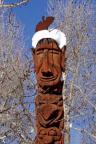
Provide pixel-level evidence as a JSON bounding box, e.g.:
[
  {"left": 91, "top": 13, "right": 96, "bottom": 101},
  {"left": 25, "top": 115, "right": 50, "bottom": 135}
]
[{"left": 32, "top": 17, "right": 66, "bottom": 144}]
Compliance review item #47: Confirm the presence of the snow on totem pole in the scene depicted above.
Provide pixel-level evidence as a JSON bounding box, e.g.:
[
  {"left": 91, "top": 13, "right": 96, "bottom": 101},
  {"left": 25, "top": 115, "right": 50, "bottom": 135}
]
[{"left": 32, "top": 16, "right": 66, "bottom": 144}]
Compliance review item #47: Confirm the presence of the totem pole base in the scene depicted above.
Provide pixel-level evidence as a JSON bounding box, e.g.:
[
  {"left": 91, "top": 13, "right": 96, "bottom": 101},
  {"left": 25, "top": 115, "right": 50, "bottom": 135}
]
[{"left": 35, "top": 93, "right": 64, "bottom": 144}]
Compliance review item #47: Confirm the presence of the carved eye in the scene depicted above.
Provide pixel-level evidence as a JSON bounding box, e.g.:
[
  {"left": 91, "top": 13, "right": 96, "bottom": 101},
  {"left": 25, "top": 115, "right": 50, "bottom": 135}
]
[{"left": 36, "top": 50, "right": 43, "bottom": 55}]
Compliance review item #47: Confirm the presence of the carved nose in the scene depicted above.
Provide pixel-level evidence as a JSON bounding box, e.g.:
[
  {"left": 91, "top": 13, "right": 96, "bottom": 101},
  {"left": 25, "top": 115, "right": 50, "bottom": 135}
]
[
  {"left": 41, "top": 50, "right": 53, "bottom": 77},
  {"left": 42, "top": 71, "right": 53, "bottom": 77}
]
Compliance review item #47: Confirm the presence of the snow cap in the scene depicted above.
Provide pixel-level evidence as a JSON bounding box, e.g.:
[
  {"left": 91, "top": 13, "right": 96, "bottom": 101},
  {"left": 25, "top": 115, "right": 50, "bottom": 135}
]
[{"left": 32, "top": 16, "right": 66, "bottom": 49}]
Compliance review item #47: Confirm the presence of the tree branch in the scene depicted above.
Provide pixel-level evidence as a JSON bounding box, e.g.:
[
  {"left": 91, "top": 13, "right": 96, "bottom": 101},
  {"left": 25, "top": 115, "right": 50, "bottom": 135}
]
[
  {"left": 71, "top": 126, "right": 96, "bottom": 141},
  {"left": 0, "top": 0, "right": 32, "bottom": 8}
]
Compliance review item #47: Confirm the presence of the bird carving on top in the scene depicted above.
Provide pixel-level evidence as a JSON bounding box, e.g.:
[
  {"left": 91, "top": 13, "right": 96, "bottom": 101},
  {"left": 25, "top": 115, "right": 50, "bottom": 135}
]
[{"left": 35, "top": 16, "right": 54, "bottom": 32}]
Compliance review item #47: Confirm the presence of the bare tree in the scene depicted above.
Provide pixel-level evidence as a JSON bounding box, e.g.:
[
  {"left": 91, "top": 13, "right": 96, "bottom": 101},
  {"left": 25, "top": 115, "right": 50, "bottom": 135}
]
[
  {"left": 47, "top": 0, "right": 96, "bottom": 143},
  {"left": 0, "top": 9, "right": 36, "bottom": 144},
  {"left": 0, "top": 0, "right": 32, "bottom": 8}
]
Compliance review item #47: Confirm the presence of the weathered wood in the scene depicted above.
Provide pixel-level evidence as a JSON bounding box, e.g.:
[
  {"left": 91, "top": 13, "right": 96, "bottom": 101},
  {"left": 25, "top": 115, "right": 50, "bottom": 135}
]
[{"left": 32, "top": 38, "right": 66, "bottom": 144}]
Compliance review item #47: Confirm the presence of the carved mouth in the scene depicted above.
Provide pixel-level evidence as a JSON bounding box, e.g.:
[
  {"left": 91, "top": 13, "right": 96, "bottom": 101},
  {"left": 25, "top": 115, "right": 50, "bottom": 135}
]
[{"left": 40, "top": 75, "right": 57, "bottom": 81}]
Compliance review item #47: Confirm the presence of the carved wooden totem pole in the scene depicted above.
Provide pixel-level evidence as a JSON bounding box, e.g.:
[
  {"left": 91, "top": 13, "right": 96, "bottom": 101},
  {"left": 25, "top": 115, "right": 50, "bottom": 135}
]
[{"left": 32, "top": 17, "right": 66, "bottom": 144}]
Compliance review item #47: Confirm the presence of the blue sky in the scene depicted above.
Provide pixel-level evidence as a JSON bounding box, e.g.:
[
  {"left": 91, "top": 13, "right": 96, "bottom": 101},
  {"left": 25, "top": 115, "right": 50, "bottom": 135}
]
[{"left": 13, "top": 0, "right": 47, "bottom": 48}]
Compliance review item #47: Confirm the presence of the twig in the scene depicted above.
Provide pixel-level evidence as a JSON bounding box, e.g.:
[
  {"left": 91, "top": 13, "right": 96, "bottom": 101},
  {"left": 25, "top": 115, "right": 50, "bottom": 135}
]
[{"left": 0, "top": 0, "right": 31, "bottom": 8}]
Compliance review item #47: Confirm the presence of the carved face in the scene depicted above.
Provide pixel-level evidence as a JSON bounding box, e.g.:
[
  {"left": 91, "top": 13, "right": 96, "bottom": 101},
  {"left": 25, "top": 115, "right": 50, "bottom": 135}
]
[
  {"left": 37, "top": 127, "right": 63, "bottom": 144},
  {"left": 32, "top": 39, "right": 66, "bottom": 88}
]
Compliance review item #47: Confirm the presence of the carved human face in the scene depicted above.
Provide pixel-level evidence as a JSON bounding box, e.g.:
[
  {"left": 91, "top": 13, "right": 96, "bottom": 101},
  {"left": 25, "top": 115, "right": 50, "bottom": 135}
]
[
  {"left": 32, "top": 39, "right": 66, "bottom": 88},
  {"left": 37, "top": 127, "right": 63, "bottom": 144}
]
